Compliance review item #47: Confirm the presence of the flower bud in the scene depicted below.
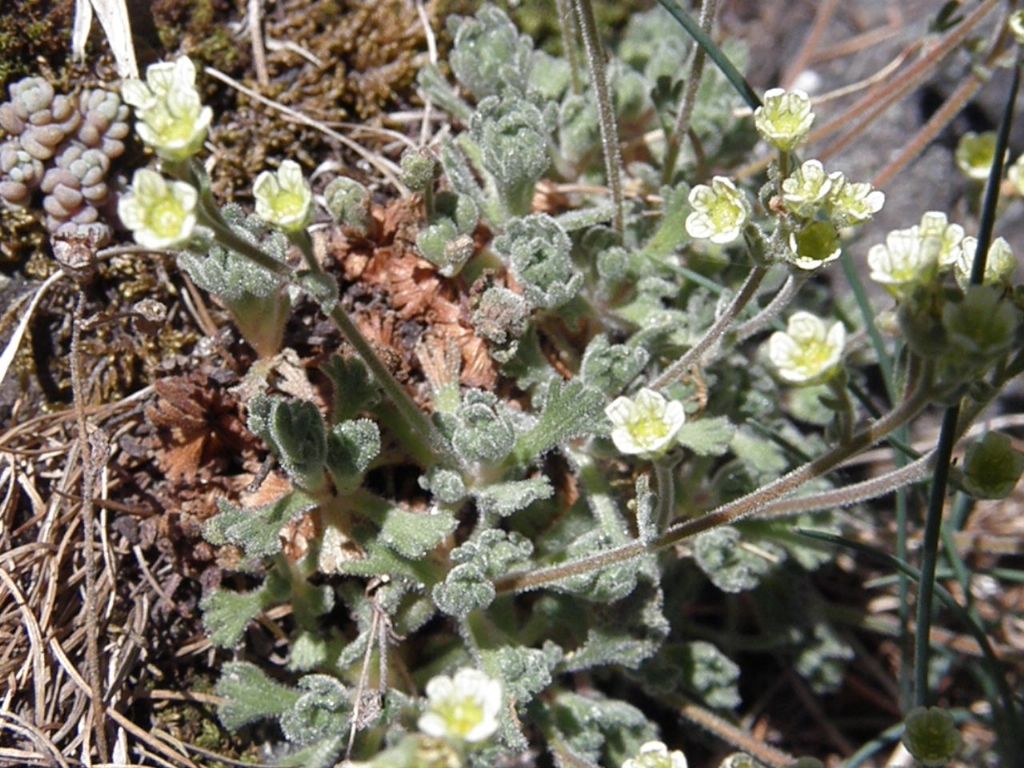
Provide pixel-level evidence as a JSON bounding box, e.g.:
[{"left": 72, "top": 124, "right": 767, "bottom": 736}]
[
  {"left": 962, "top": 432, "right": 1024, "bottom": 499},
  {"left": 901, "top": 707, "right": 960, "bottom": 767}
]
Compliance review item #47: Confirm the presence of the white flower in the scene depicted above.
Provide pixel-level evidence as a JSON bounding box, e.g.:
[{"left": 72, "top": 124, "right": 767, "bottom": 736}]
[
  {"left": 621, "top": 741, "right": 688, "bottom": 768},
  {"left": 787, "top": 220, "right": 841, "bottom": 270},
  {"left": 955, "top": 131, "right": 997, "bottom": 181},
  {"left": 122, "top": 57, "right": 212, "bottom": 161},
  {"left": 867, "top": 226, "right": 935, "bottom": 290},
  {"left": 685, "top": 177, "right": 750, "bottom": 244},
  {"left": 118, "top": 168, "right": 197, "bottom": 249},
  {"left": 782, "top": 160, "right": 837, "bottom": 217},
  {"left": 418, "top": 668, "right": 502, "bottom": 744},
  {"left": 918, "top": 211, "right": 964, "bottom": 267},
  {"left": 768, "top": 311, "right": 845, "bottom": 385},
  {"left": 253, "top": 160, "right": 313, "bottom": 232},
  {"left": 954, "top": 236, "right": 1016, "bottom": 289},
  {"left": 605, "top": 388, "right": 686, "bottom": 459},
  {"left": 754, "top": 88, "right": 814, "bottom": 151},
  {"left": 827, "top": 176, "right": 884, "bottom": 227}
]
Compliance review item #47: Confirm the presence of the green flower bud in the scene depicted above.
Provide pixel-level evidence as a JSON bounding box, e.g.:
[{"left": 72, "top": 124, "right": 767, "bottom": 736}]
[
  {"left": 399, "top": 147, "right": 439, "bottom": 192},
  {"left": 955, "top": 131, "right": 997, "bottom": 181},
  {"left": 962, "top": 432, "right": 1024, "bottom": 499},
  {"left": 324, "top": 176, "right": 371, "bottom": 235},
  {"left": 943, "top": 284, "right": 1021, "bottom": 361},
  {"left": 787, "top": 220, "right": 841, "bottom": 270},
  {"left": 901, "top": 706, "right": 960, "bottom": 767}
]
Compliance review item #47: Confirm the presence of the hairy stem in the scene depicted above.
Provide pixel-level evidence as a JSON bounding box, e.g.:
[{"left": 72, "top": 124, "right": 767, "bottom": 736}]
[
  {"left": 555, "top": 0, "right": 583, "bottom": 95},
  {"left": 652, "top": 263, "right": 769, "bottom": 390},
  {"left": 661, "top": 0, "right": 718, "bottom": 184},
  {"left": 495, "top": 357, "right": 932, "bottom": 594},
  {"left": 193, "top": 192, "right": 454, "bottom": 469},
  {"left": 734, "top": 271, "right": 804, "bottom": 341},
  {"left": 570, "top": 0, "right": 624, "bottom": 233}
]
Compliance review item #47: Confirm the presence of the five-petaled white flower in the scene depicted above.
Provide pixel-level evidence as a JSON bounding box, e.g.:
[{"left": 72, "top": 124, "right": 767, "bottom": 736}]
[
  {"left": 754, "top": 88, "right": 814, "bottom": 151},
  {"left": 768, "top": 311, "right": 845, "bottom": 385},
  {"left": 621, "top": 741, "right": 689, "bottom": 768},
  {"left": 827, "top": 176, "right": 885, "bottom": 227},
  {"left": 253, "top": 160, "right": 313, "bottom": 233},
  {"left": 605, "top": 388, "right": 686, "bottom": 459},
  {"left": 418, "top": 668, "right": 502, "bottom": 744},
  {"left": 122, "top": 57, "right": 213, "bottom": 161},
  {"left": 782, "top": 160, "right": 837, "bottom": 218},
  {"left": 867, "top": 226, "right": 935, "bottom": 290},
  {"left": 685, "top": 177, "right": 750, "bottom": 245},
  {"left": 118, "top": 168, "right": 197, "bottom": 249},
  {"left": 954, "top": 236, "right": 1016, "bottom": 289}
]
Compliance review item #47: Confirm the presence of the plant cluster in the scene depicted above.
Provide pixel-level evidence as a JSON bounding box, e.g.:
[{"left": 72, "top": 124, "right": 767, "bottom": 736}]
[
  {"left": 0, "top": 75, "right": 130, "bottom": 237},
  {"left": 92, "top": 3, "right": 1024, "bottom": 767}
]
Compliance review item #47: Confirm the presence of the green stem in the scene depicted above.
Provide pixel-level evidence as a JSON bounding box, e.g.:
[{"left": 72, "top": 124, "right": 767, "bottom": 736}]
[
  {"left": 326, "top": 302, "right": 458, "bottom": 469},
  {"left": 494, "top": 357, "right": 931, "bottom": 594},
  {"left": 570, "top": 0, "right": 624, "bottom": 233},
  {"left": 654, "top": 0, "right": 762, "bottom": 110},
  {"left": 914, "top": 48, "right": 1019, "bottom": 711},
  {"left": 189, "top": 171, "right": 454, "bottom": 469},
  {"left": 661, "top": 0, "right": 717, "bottom": 185},
  {"left": 654, "top": 458, "right": 677, "bottom": 532}
]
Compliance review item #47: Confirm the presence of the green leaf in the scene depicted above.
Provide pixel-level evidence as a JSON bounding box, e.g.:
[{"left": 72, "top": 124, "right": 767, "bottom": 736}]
[
  {"left": 279, "top": 674, "right": 351, "bottom": 746},
  {"left": 794, "top": 623, "right": 854, "bottom": 695},
  {"left": 453, "top": 389, "right": 516, "bottom": 464},
  {"left": 201, "top": 589, "right": 263, "bottom": 649},
  {"left": 325, "top": 419, "right": 380, "bottom": 490},
  {"left": 693, "top": 526, "right": 782, "bottom": 593},
  {"left": 321, "top": 354, "right": 379, "bottom": 423},
  {"left": 203, "top": 491, "right": 319, "bottom": 562},
  {"left": 580, "top": 335, "right": 649, "bottom": 396},
  {"left": 269, "top": 398, "right": 328, "bottom": 489},
  {"left": 379, "top": 506, "right": 457, "bottom": 559},
  {"left": 676, "top": 416, "right": 736, "bottom": 456},
  {"left": 513, "top": 379, "right": 606, "bottom": 461},
  {"left": 639, "top": 181, "right": 692, "bottom": 259},
  {"left": 473, "top": 476, "right": 554, "bottom": 517},
  {"left": 679, "top": 641, "right": 742, "bottom": 709},
  {"left": 552, "top": 691, "right": 657, "bottom": 767},
  {"left": 216, "top": 661, "right": 300, "bottom": 731},
  {"left": 562, "top": 578, "right": 668, "bottom": 671},
  {"left": 433, "top": 561, "right": 495, "bottom": 619}
]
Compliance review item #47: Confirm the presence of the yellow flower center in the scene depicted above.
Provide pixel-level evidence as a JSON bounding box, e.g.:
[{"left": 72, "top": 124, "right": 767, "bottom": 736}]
[
  {"left": 148, "top": 197, "right": 187, "bottom": 238},
  {"left": 435, "top": 698, "right": 485, "bottom": 739}
]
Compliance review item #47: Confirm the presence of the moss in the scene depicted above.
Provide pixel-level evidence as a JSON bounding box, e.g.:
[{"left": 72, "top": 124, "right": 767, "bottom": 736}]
[{"left": 0, "top": 0, "right": 75, "bottom": 90}]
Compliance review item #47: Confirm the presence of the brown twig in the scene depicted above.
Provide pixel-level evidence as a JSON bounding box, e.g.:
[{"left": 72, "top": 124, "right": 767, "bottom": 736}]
[{"left": 69, "top": 291, "right": 109, "bottom": 763}]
